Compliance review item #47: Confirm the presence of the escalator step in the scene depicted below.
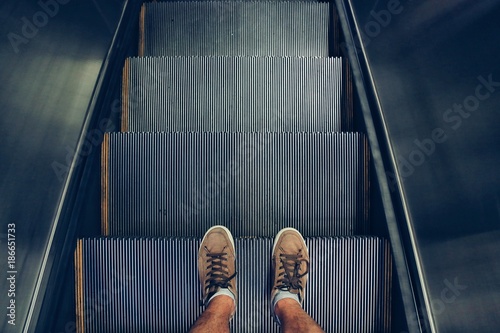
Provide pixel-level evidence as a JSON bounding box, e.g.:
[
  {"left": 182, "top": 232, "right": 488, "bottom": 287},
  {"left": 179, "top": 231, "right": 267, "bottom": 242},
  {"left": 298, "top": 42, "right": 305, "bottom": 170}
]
[
  {"left": 122, "top": 56, "right": 352, "bottom": 132},
  {"left": 102, "top": 132, "right": 369, "bottom": 238},
  {"left": 140, "top": 1, "right": 330, "bottom": 57},
  {"left": 75, "top": 236, "right": 391, "bottom": 333}
]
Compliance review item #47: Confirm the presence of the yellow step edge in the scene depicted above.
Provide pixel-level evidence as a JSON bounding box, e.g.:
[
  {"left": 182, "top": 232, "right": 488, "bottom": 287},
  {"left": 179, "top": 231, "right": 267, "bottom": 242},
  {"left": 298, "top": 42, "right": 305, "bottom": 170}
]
[
  {"left": 138, "top": 4, "right": 146, "bottom": 57},
  {"left": 101, "top": 133, "right": 109, "bottom": 236},
  {"left": 75, "top": 239, "right": 84, "bottom": 333},
  {"left": 121, "top": 58, "right": 130, "bottom": 132}
]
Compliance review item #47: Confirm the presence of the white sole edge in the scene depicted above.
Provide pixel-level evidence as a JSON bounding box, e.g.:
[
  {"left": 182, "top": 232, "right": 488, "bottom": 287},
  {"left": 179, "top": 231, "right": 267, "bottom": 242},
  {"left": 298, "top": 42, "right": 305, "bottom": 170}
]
[
  {"left": 271, "top": 227, "right": 308, "bottom": 255},
  {"left": 199, "top": 225, "right": 236, "bottom": 254}
]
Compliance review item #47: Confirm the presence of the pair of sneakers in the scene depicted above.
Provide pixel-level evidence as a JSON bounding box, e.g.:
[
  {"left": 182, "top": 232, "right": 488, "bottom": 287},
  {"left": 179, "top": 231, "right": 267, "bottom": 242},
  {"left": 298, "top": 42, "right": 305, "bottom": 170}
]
[{"left": 198, "top": 225, "right": 309, "bottom": 319}]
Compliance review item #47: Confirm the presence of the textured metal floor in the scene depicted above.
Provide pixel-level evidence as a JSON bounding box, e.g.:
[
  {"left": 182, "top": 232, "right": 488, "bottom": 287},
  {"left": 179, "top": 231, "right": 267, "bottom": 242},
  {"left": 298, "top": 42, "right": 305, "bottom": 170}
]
[
  {"left": 76, "top": 237, "right": 391, "bottom": 333},
  {"left": 122, "top": 56, "right": 352, "bottom": 132},
  {"left": 102, "top": 132, "right": 369, "bottom": 237},
  {"left": 140, "top": 1, "right": 331, "bottom": 56},
  {"left": 76, "top": 1, "right": 393, "bottom": 331}
]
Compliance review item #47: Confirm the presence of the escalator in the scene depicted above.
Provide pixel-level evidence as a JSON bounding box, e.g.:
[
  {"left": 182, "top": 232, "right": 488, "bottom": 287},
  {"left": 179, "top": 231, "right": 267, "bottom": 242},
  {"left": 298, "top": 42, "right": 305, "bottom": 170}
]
[
  {"left": 4, "top": 0, "right": 500, "bottom": 332},
  {"left": 74, "top": 2, "right": 394, "bottom": 332}
]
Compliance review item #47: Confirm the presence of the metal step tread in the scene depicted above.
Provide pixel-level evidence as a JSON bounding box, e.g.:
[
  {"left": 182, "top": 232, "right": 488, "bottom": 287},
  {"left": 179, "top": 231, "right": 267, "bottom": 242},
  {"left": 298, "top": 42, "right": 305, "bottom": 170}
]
[
  {"left": 102, "top": 132, "right": 369, "bottom": 237},
  {"left": 122, "top": 56, "right": 352, "bottom": 132},
  {"left": 75, "top": 236, "right": 391, "bottom": 332},
  {"left": 140, "top": 1, "right": 331, "bottom": 57}
]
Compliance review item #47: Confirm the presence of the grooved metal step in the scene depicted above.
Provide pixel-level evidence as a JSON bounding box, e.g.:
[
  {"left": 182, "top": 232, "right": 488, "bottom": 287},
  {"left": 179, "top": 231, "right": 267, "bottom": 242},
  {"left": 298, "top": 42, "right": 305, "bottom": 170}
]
[
  {"left": 122, "top": 56, "right": 352, "bottom": 132},
  {"left": 140, "top": 1, "right": 331, "bottom": 57},
  {"left": 75, "top": 237, "right": 391, "bottom": 333},
  {"left": 102, "top": 132, "right": 369, "bottom": 238}
]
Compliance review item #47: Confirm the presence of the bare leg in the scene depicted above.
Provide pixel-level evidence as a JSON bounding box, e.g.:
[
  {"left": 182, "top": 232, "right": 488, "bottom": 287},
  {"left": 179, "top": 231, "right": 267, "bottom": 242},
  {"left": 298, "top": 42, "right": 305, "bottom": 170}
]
[
  {"left": 274, "top": 297, "right": 324, "bottom": 333},
  {"left": 191, "top": 226, "right": 237, "bottom": 332},
  {"left": 271, "top": 228, "right": 325, "bottom": 332},
  {"left": 189, "top": 295, "right": 235, "bottom": 333}
]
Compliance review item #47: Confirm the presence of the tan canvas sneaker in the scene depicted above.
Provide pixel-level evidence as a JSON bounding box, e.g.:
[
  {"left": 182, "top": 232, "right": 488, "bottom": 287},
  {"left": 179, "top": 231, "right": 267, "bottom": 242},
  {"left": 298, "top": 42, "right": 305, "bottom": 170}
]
[
  {"left": 271, "top": 228, "right": 310, "bottom": 304},
  {"left": 198, "top": 226, "right": 237, "bottom": 309}
]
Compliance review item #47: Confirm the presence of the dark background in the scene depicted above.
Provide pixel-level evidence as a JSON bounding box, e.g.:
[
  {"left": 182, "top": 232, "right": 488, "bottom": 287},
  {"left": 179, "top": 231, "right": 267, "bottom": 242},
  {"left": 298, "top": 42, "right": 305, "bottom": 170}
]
[{"left": 1, "top": 0, "right": 500, "bottom": 332}]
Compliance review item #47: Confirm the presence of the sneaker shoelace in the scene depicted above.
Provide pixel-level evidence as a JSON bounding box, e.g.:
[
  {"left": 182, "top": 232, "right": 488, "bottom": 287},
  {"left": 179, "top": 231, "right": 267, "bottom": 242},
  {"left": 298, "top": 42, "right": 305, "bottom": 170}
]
[
  {"left": 204, "top": 246, "right": 237, "bottom": 300},
  {"left": 276, "top": 247, "right": 309, "bottom": 293}
]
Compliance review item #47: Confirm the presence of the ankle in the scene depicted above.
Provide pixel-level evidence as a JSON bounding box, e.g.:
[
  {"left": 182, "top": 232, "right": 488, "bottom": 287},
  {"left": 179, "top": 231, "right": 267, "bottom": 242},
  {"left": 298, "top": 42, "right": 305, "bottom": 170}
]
[
  {"left": 274, "top": 297, "right": 302, "bottom": 319},
  {"left": 206, "top": 295, "right": 235, "bottom": 317}
]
